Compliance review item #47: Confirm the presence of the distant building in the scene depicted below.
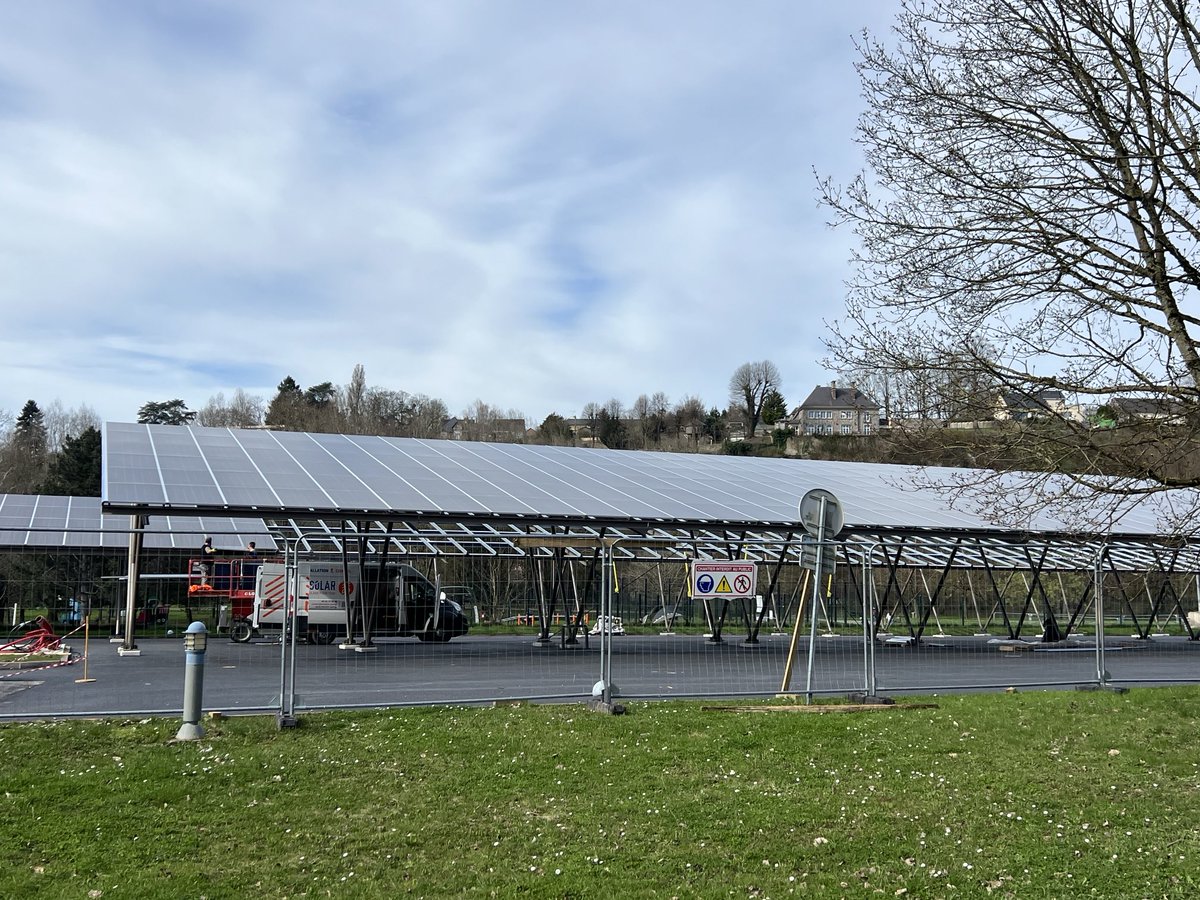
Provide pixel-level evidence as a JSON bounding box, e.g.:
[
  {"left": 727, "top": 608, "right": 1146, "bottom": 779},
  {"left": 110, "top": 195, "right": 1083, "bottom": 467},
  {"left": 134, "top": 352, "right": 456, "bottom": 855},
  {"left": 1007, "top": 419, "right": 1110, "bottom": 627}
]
[
  {"left": 444, "top": 417, "right": 527, "bottom": 442},
  {"left": 787, "top": 382, "right": 880, "bottom": 436},
  {"left": 993, "top": 389, "right": 1067, "bottom": 422},
  {"left": 1108, "top": 396, "right": 1188, "bottom": 424}
]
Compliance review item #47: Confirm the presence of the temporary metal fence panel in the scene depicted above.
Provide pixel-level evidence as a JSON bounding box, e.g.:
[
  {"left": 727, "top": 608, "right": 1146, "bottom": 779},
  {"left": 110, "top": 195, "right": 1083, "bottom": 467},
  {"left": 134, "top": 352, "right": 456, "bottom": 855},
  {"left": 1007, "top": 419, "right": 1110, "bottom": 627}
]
[
  {"left": 1096, "top": 559, "right": 1200, "bottom": 688},
  {"left": 279, "top": 537, "right": 877, "bottom": 710},
  {"left": 0, "top": 540, "right": 282, "bottom": 719},
  {"left": 3, "top": 532, "right": 1199, "bottom": 721}
]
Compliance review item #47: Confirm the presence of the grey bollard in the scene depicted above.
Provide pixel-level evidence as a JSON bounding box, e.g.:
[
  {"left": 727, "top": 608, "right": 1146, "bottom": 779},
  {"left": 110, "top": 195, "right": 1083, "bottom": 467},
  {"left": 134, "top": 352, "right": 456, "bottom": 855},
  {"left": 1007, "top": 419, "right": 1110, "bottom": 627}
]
[{"left": 176, "top": 621, "right": 208, "bottom": 741}]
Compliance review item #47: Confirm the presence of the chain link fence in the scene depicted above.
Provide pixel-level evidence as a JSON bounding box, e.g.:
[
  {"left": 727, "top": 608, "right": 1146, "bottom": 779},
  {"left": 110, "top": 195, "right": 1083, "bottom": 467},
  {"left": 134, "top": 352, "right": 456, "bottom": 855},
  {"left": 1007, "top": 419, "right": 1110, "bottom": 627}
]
[{"left": 1, "top": 533, "right": 1197, "bottom": 720}]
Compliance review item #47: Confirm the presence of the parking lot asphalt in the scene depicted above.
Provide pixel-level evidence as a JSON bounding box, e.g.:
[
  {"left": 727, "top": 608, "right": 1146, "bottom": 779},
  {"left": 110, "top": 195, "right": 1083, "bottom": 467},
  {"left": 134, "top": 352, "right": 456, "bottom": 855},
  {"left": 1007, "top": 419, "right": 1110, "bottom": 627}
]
[{"left": 1, "top": 632, "right": 1197, "bottom": 720}]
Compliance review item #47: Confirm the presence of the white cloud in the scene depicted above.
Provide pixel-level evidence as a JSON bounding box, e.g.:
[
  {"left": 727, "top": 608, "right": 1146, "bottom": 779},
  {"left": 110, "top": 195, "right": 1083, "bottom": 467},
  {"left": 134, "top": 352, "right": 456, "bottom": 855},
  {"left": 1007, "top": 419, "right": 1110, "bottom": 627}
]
[{"left": 0, "top": 0, "right": 897, "bottom": 425}]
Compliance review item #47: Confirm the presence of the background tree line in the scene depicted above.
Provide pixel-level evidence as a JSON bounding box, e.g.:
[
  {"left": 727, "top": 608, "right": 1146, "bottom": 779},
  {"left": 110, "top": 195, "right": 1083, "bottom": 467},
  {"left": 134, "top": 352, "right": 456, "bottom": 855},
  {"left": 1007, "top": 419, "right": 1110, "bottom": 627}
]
[
  {"left": 0, "top": 358, "right": 804, "bottom": 496},
  {"left": 121, "top": 360, "right": 801, "bottom": 452}
]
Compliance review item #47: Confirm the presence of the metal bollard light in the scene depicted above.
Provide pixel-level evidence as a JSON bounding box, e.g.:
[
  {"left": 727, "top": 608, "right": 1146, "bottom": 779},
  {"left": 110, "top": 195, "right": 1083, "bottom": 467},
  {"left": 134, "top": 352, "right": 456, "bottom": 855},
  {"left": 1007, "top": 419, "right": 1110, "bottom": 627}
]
[{"left": 176, "top": 621, "right": 208, "bottom": 741}]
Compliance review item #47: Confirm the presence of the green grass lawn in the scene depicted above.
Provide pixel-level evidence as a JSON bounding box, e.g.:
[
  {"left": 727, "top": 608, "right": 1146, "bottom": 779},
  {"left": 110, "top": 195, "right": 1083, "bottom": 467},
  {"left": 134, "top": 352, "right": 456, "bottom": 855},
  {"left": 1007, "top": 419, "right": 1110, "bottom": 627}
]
[{"left": 2, "top": 689, "right": 1198, "bottom": 899}]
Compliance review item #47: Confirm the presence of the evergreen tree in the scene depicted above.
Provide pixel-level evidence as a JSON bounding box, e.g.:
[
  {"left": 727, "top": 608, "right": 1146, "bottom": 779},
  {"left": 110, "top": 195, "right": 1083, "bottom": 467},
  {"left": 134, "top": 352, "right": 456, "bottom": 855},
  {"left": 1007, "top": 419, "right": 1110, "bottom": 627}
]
[
  {"left": 596, "top": 409, "right": 628, "bottom": 449},
  {"left": 0, "top": 400, "right": 50, "bottom": 492},
  {"left": 537, "top": 413, "right": 574, "bottom": 446},
  {"left": 760, "top": 389, "right": 788, "bottom": 427},
  {"left": 304, "top": 381, "right": 336, "bottom": 407},
  {"left": 265, "top": 377, "right": 304, "bottom": 430},
  {"left": 14, "top": 400, "right": 47, "bottom": 454},
  {"left": 40, "top": 427, "right": 102, "bottom": 496},
  {"left": 703, "top": 407, "right": 727, "bottom": 444},
  {"left": 137, "top": 399, "right": 195, "bottom": 425}
]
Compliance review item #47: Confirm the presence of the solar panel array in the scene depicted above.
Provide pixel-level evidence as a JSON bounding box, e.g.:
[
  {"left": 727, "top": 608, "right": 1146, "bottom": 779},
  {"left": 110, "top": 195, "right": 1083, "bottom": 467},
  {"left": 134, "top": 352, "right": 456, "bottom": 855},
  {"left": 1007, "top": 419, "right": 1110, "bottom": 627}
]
[
  {"left": 102, "top": 423, "right": 1196, "bottom": 540},
  {"left": 0, "top": 493, "right": 275, "bottom": 551}
]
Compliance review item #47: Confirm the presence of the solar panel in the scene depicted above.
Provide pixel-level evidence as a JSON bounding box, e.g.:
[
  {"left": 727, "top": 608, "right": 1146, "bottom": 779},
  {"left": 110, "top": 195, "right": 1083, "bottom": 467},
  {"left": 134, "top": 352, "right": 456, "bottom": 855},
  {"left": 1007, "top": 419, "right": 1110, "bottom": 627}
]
[
  {"left": 101, "top": 422, "right": 1199, "bottom": 541},
  {"left": 0, "top": 493, "right": 276, "bottom": 551}
]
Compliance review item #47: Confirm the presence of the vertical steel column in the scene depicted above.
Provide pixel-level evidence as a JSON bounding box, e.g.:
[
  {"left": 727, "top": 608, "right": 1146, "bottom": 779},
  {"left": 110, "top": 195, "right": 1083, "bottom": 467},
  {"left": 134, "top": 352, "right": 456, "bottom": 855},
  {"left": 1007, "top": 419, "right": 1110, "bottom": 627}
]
[
  {"left": 120, "top": 515, "right": 146, "bottom": 655},
  {"left": 356, "top": 529, "right": 375, "bottom": 649},
  {"left": 339, "top": 521, "right": 354, "bottom": 646},
  {"left": 594, "top": 539, "right": 616, "bottom": 704}
]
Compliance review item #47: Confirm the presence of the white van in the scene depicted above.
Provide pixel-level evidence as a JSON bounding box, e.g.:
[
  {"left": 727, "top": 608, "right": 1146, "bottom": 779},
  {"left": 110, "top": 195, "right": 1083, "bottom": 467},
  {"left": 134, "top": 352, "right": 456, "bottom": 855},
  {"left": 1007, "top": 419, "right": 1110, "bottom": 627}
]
[{"left": 231, "top": 561, "right": 469, "bottom": 644}]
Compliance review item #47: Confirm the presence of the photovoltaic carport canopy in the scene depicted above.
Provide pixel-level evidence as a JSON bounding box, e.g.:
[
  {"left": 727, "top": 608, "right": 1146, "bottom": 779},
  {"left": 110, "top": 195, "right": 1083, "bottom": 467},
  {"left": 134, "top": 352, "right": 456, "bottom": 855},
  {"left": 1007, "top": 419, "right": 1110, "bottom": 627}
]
[
  {"left": 103, "top": 422, "right": 1186, "bottom": 536},
  {"left": 0, "top": 493, "right": 275, "bottom": 551}
]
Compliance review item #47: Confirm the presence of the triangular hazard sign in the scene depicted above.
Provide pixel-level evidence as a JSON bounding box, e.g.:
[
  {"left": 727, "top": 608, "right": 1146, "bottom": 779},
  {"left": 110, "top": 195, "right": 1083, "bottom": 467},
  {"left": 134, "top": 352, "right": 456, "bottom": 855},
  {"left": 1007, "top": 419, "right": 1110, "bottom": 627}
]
[{"left": 715, "top": 575, "right": 732, "bottom": 594}]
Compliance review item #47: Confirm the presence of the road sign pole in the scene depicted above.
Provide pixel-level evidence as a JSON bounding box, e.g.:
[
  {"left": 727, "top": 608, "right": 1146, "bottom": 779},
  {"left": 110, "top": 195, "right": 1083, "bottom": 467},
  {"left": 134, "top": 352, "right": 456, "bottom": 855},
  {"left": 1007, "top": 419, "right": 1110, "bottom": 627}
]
[
  {"left": 778, "top": 567, "right": 811, "bottom": 693},
  {"left": 804, "top": 495, "right": 827, "bottom": 705}
]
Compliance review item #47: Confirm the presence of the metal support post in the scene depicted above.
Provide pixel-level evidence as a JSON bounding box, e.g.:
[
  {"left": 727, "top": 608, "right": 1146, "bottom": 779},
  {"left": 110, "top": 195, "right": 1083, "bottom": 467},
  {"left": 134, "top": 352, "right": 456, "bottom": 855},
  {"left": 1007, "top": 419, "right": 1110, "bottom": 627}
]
[
  {"left": 590, "top": 540, "right": 621, "bottom": 712},
  {"left": 119, "top": 515, "right": 145, "bottom": 656}
]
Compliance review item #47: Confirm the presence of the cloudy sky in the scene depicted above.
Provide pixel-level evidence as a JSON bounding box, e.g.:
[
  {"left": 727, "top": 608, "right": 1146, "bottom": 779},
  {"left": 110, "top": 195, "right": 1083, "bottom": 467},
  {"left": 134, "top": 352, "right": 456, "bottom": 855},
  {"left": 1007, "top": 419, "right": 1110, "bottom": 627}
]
[{"left": 0, "top": 1, "right": 898, "bottom": 427}]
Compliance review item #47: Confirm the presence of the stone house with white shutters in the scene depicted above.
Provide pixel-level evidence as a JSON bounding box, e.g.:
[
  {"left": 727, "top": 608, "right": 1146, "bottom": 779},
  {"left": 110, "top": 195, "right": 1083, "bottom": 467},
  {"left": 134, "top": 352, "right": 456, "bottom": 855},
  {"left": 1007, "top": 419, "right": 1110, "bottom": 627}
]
[{"left": 786, "top": 382, "right": 881, "bottom": 436}]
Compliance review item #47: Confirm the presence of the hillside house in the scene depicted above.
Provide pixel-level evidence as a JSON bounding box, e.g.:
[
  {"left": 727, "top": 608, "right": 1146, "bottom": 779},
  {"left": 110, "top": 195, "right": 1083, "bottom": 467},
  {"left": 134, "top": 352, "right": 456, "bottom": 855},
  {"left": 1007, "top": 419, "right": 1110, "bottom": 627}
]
[
  {"left": 787, "top": 382, "right": 881, "bottom": 436},
  {"left": 993, "top": 389, "right": 1069, "bottom": 422},
  {"left": 1108, "top": 396, "right": 1189, "bottom": 425}
]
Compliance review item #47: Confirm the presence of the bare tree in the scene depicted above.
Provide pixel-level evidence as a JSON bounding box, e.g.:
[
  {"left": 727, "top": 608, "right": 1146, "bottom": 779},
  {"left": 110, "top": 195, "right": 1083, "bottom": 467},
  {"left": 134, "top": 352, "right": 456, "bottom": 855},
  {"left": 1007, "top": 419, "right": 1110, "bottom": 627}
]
[
  {"left": 341, "top": 363, "right": 368, "bottom": 432},
  {"left": 630, "top": 394, "right": 652, "bottom": 449},
  {"left": 821, "top": 0, "right": 1200, "bottom": 530},
  {"left": 406, "top": 394, "right": 449, "bottom": 438},
  {"left": 460, "top": 400, "right": 525, "bottom": 442},
  {"left": 841, "top": 336, "right": 1000, "bottom": 425},
  {"left": 728, "top": 360, "right": 781, "bottom": 439},
  {"left": 649, "top": 391, "right": 670, "bottom": 444},
  {"left": 196, "top": 390, "right": 266, "bottom": 428},
  {"left": 41, "top": 400, "right": 101, "bottom": 453}
]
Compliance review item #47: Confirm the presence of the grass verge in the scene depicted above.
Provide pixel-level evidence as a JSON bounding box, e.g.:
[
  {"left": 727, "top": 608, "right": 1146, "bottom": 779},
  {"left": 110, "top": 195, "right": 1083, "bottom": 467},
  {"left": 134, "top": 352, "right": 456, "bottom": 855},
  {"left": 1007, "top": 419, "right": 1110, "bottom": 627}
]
[{"left": 1, "top": 688, "right": 1198, "bottom": 898}]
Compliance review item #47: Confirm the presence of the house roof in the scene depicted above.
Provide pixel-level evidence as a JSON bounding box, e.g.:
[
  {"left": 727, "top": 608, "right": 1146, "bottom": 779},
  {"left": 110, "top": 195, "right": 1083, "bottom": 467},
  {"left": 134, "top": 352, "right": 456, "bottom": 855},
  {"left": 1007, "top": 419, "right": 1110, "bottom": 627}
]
[
  {"left": 999, "top": 389, "right": 1064, "bottom": 411},
  {"left": 795, "top": 383, "right": 880, "bottom": 412},
  {"left": 1109, "top": 396, "right": 1185, "bottom": 417}
]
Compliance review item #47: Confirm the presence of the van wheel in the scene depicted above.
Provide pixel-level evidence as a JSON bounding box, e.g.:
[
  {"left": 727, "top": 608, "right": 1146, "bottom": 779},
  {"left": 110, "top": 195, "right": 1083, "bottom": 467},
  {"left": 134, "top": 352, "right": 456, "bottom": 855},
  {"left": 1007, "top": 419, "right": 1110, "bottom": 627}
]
[
  {"left": 310, "top": 629, "right": 337, "bottom": 645},
  {"left": 418, "top": 630, "right": 452, "bottom": 643},
  {"left": 229, "top": 619, "right": 253, "bottom": 643}
]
